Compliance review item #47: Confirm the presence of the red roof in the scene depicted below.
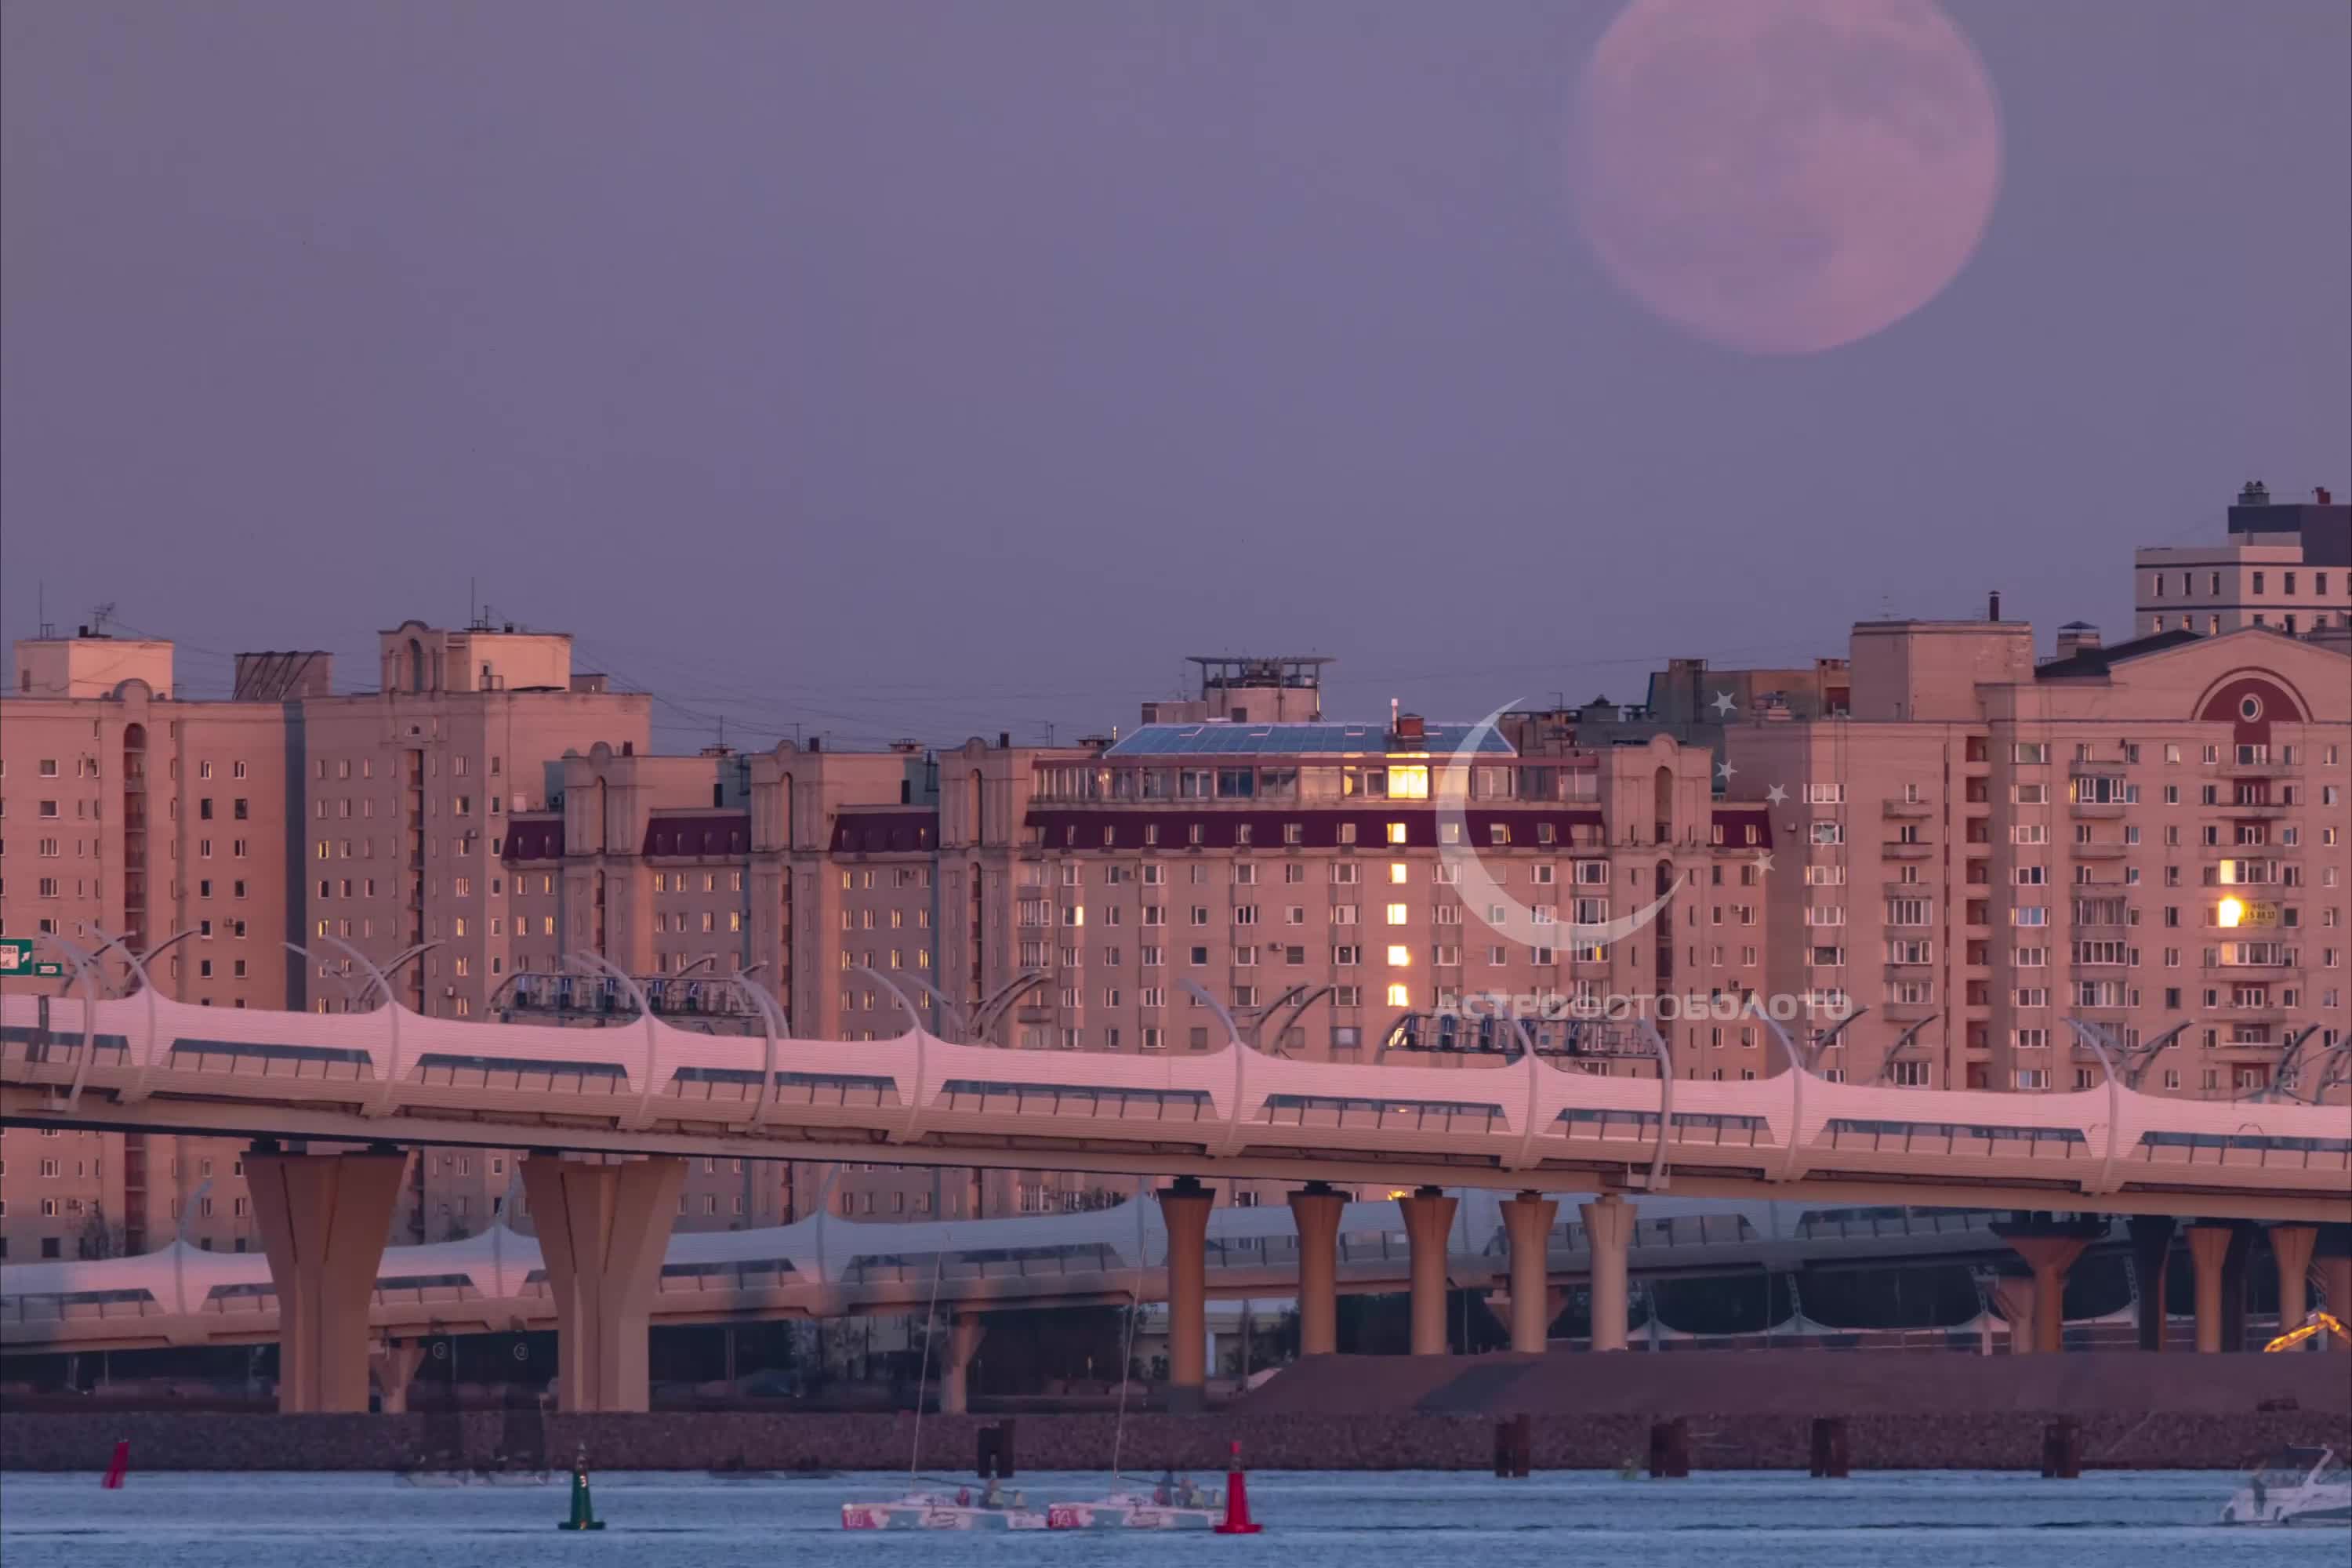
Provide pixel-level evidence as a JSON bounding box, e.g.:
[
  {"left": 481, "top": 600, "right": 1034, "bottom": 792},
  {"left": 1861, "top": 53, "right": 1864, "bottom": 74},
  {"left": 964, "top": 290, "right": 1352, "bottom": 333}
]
[
  {"left": 503, "top": 815, "right": 564, "bottom": 862},
  {"left": 830, "top": 810, "right": 938, "bottom": 855},
  {"left": 1022, "top": 808, "right": 1602, "bottom": 851},
  {"left": 643, "top": 812, "right": 750, "bottom": 858}
]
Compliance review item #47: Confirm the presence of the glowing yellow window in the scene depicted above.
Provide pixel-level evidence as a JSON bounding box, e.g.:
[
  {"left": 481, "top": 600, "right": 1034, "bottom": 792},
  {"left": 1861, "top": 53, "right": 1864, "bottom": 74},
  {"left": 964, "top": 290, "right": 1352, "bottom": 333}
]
[
  {"left": 1385, "top": 983, "right": 1411, "bottom": 1007},
  {"left": 1387, "top": 822, "right": 1408, "bottom": 844},
  {"left": 1388, "top": 765, "right": 1429, "bottom": 800},
  {"left": 1385, "top": 945, "right": 1411, "bottom": 967},
  {"left": 2216, "top": 896, "right": 2245, "bottom": 928},
  {"left": 1388, "top": 862, "right": 1410, "bottom": 884},
  {"left": 1386, "top": 903, "right": 1410, "bottom": 925}
]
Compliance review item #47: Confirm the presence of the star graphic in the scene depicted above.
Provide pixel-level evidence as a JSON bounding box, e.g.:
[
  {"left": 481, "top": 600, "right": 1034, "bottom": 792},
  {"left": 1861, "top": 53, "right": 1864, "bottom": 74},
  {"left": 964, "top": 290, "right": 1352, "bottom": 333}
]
[
  {"left": 1715, "top": 760, "right": 1737, "bottom": 781},
  {"left": 1766, "top": 783, "right": 1788, "bottom": 805},
  {"left": 1710, "top": 691, "right": 1738, "bottom": 717},
  {"left": 1758, "top": 852, "right": 1777, "bottom": 874}
]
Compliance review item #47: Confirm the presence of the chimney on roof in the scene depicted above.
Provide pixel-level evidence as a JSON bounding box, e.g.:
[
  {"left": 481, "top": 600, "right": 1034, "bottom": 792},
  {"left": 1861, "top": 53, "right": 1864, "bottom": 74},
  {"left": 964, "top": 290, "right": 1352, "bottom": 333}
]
[
  {"left": 2055, "top": 622, "right": 2103, "bottom": 661},
  {"left": 1393, "top": 712, "right": 1426, "bottom": 745},
  {"left": 1987, "top": 590, "right": 2001, "bottom": 622},
  {"left": 997, "top": 731, "right": 1011, "bottom": 750},
  {"left": 2319, "top": 487, "right": 2334, "bottom": 505},
  {"left": 2239, "top": 481, "right": 2270, "bottom": 506}
]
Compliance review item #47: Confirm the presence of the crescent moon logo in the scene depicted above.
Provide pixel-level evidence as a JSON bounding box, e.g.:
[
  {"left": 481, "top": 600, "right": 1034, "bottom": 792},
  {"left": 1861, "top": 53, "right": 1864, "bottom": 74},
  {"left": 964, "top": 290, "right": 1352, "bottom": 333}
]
[{"left": 1437, "top": 702, "right": 1683, "bottom": 949}]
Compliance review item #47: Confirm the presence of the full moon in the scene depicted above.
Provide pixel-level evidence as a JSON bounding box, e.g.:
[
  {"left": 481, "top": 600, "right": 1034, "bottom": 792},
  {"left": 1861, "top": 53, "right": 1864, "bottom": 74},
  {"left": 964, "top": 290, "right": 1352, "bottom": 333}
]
[{"left": 1568, "top": 0, "right": 2002, "bottom": 354}]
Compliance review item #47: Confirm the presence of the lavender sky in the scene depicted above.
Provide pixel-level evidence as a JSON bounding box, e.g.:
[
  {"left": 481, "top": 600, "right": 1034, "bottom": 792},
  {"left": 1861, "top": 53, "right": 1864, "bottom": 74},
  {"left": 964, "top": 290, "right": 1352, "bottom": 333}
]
[{"left": 3, "top": 2, "right": 2347, "bottom": 750}]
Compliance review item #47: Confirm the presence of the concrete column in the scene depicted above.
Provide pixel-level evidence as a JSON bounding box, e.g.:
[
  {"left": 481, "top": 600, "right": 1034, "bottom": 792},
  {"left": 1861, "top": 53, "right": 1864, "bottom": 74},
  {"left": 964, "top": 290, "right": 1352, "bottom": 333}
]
[
  {"left": 2002, "top": 1234, "right": 2090, "bottom": 1355},
  {"left": 1286, "top": 1182, "right": 1345, "bottom": 1359},
  {"left": 1990, "top": 1276, "right": 2036, "bottom": 1356},
  {"left": 246, "top": 1149, "right": 405, "bottom": 1414},
  {"left": 2316, "top": 1245, "right": 2352, "bottom": 1354},
  {"left": 2187, "top": 1224, "right": 2233, "bottom": 1354},
  {"left": 2220, "top": 1222, "right": 2255, "bottom": 1352},
  {"left": 1399, "top": 1186, "right": 1457, "bottom": 1357},
  {"left": 939, "top": 1312, "right": 986, "bottom": 1414},
  {"left": 2270, "top": 1225, "right": 2318, "bottom": 1348},
  {"left": 2126, "top": 1215, "right": 2174, "bottom": 1352},
  {"left": 1157, "top": 1177, "right": 1214, "bottom": 1413},
  {"left": 1580, "top": 1194, "right": 1633, "bottom": 1352},
  {"left": 374, "top": 1338, "right": 427, "bottom": 1414},
  {"left": 520, "top": 1155, "right": 686, "bottom": 1413},
  {"left": 1500, "top": 1192, "right": 1559, "bottom": 1354}
]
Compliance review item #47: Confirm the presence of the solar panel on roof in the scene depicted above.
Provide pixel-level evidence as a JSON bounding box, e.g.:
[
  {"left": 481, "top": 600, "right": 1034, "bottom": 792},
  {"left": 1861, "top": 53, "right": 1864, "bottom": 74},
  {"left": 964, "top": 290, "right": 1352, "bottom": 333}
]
[{"left": 1102, "top": 722, "right": 1514, "bottom": 757}]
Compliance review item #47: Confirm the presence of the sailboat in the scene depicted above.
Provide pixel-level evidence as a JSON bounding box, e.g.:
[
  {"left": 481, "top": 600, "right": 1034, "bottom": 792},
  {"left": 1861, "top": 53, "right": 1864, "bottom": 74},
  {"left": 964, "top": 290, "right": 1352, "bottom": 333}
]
[
  {"left": 840, "top": 1218, "right": 1047, "bottom": 1531},
  {"left": 1045, "top": 1193, "right": 1225, "bottom": 1530}
]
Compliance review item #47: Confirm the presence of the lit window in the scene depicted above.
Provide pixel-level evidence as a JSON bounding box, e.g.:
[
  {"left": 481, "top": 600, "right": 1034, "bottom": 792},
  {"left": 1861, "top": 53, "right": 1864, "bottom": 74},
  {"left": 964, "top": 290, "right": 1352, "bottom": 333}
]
[
  {"left": 1385, "top": 945, "right": 1410, "bottom": 967},
  {"left": 1385, "top": 903, "right": 1409, "bottom": 925},
  {"left": 1385, "top": 983, "right": 1411, "bottom": 1007},
  {"left": 1386, "top": 822, "right": 1408, "bottom": 845},
  {"left": 1387, "top": 765, "right": 1429, "bottom": 800},
  {"left": 1388, "top": 863, "right": 1409, "bottom": 884}
]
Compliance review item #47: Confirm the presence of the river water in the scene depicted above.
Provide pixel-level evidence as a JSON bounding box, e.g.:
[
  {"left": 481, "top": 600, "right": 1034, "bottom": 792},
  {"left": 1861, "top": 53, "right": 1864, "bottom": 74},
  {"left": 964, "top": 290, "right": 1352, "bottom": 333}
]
[{"left": 1, "top": 1468, "right": 2340, "bottom": 1566}]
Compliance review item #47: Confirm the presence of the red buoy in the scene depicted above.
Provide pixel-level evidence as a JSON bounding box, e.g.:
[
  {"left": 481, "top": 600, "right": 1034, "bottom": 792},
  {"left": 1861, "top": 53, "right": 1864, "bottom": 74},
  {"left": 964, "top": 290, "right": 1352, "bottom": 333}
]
[
  {"left": 1214, "top": 1439, "right": 1262, "bottom": 1535},
  {"left": 102, "top": 1439, "right": 129, "bottom": 1490}
]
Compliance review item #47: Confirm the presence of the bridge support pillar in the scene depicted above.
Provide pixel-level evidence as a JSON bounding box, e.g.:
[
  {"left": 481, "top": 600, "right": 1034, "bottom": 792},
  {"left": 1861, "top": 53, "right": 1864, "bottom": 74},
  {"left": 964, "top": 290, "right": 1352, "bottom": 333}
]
[
  {"left": 1580, "top": 1194, "right": 1632, "bottom": 1352},
  {"left": 374, "top": 1337, "right": 427, "bottom": 1414},
  {"left": 2126, "top": 1216, "right": 2174, "bottom": 1351},
  {"left": 246, "top": 1149, "right": 406, "bottom": 1414},
  {"left": 2316, "top": 1229, "right": 2352, "bottom": 1353},
  {"left": 1157, "top": 1178, "right": 1213, "bottom": 1413},
  {"left": 2186, "top": 1224, "right": 2234, "bottom": 1353},
  {"left": 940, "top": 1312, "right": 986, "bottom": 1414},
  {"left": 1990, "top": 1276, "right": 2037, "bottom": 1355},
  {"left": 2002, "top": 1236, "right": 2089, "bottom": 1355},
  {"left": 1399, "top": 1186, "right": 1457, "bottom": 1356},
  {"left": 1501, "top": 1192, "right": 1559, "bottom": 1354},
  {"left": 521, "top": 1155, "right": 686, "bottom": 1413},
  {"left": 1286, "top": 1182, "right": 1345, "bottom": 1358},
  {"left": 2270, "top": 1225, "right": 2318, "bottom": 1349}
]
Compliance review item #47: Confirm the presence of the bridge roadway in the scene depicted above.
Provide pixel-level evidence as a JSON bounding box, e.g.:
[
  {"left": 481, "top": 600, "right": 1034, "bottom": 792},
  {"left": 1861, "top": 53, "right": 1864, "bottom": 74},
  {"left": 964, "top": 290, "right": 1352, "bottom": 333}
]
[
  {"left": 2, "top": 992, "right": 2347, "bottom": 1413},
  {"left": 2, "top": 992, "right": 2346, "bottom": 1218}
]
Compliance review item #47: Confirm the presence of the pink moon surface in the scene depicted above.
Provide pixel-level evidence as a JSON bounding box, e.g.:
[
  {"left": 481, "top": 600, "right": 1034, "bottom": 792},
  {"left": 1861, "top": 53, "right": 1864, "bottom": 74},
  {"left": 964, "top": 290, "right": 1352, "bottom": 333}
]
[{"left": 1568, "top": 0, "right": 2003, "bottom": 355}]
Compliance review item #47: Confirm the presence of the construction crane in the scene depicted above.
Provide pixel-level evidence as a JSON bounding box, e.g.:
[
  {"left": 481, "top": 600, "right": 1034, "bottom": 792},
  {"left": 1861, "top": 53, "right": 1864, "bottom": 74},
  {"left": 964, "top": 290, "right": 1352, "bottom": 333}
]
[{"left": 2261, "top": 1310, "right": 2350, "bottom": 1352}]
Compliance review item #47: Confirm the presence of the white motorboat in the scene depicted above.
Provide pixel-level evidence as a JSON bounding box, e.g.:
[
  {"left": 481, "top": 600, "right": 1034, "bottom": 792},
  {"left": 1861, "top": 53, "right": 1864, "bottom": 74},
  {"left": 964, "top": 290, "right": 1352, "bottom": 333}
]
[
  {"left": 2219, "top": 1446, "right": 2352, "bottom": 1527},
  {"left": 840, "top": 1486, "right": 1048, "bottom": 1530},
  {"left": 1046, "top": 1482, "right": 1223, "bottom": 1531}
]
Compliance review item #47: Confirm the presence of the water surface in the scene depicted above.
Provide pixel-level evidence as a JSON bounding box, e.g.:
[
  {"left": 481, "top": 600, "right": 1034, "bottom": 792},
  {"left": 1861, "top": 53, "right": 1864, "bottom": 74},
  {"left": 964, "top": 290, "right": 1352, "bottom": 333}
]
[{"left": 2, "top": 1468, "right": 2339, "bottom": 1566}]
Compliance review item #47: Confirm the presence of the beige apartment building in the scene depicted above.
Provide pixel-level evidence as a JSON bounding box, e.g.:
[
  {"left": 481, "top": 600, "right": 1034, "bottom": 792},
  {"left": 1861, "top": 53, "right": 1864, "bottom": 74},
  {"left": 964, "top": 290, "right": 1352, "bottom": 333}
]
[
  {"left": 2, "top": 630, "right": 294, "bottom": 1258},
  {"left": 9, "top": 606, "right": 2346, "bottom": 1259},
  {"left": 2, "top": 618, "right": 655, "bottom": 1253},
  {"left": 2135, "top": 482, "right": 2350, "bottom": 640},
  {"left": 1722, "top": 619, "right": 2350, "bottom": 1097}
]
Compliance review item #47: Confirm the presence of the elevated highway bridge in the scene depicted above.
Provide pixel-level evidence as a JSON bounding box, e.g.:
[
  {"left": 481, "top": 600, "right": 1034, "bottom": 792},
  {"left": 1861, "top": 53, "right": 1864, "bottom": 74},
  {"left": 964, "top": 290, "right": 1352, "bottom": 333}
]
[{"left": 3, "top": 992, "right": 2346, "bottom": 1414}]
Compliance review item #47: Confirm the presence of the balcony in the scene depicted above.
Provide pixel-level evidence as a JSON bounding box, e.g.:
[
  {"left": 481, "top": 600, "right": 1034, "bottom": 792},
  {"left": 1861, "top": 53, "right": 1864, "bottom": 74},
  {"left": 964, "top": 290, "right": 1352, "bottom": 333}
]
[
  {"left": 1882, "top": 1001, "right": 1937, "bottom": 1023},
  {"left": 2068, "top": 842, "right": 2127, "bottom": 860},
  {"left": 2218, "top": 758, "right": 2280, "bottom": 780},
  {"left": 1881, "top": 800, "right": 1934, "bottom": 819},
  {"left": 2068, "top": 801, "right": 2126, "bottom": 820},
  {"left": 1882, "top": 842, "right": 1933, "bottom": 861}
]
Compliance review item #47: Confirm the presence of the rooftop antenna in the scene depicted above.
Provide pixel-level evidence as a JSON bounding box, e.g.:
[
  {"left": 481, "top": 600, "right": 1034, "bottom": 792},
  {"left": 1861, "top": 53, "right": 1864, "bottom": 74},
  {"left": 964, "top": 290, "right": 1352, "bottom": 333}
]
[{"left": 89, "top": 601, "right": 117, "bottom": 637}]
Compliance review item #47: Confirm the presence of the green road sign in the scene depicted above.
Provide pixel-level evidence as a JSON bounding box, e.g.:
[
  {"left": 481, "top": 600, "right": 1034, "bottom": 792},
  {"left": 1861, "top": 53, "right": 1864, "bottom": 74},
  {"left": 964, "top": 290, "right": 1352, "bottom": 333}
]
[{"left": 0, "top": 937, "right": 68, "bottom": 978}]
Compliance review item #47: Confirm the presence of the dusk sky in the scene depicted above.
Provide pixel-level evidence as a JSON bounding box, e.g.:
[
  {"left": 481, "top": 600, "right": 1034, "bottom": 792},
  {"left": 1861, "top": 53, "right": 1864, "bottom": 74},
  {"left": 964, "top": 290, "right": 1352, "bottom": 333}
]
[{"left": 4, "top": 2, "right": 2346, "bottom": 751}]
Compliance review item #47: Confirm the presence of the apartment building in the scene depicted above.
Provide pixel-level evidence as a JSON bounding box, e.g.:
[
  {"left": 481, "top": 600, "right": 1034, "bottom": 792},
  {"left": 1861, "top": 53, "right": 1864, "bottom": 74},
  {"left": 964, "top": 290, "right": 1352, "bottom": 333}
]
[
  {"left": 2, "top": 618, "right": 655, "bottom": 1251},
  {"left": 1722, "top": 618, "right": 2350, "bottom": 1096},
  {"left": 2, "top": 630, "right": 292, "bottom": 1257},
  {"left": 2135, "top": 481, "right": 2350, "bottom": 640}
]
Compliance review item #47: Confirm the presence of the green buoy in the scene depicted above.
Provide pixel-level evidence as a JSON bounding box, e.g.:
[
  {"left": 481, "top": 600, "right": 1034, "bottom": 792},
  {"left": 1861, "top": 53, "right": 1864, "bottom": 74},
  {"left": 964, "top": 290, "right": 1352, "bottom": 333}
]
[{"left": 557, "top": 1446, "right": 605, "bottom": 1532}]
